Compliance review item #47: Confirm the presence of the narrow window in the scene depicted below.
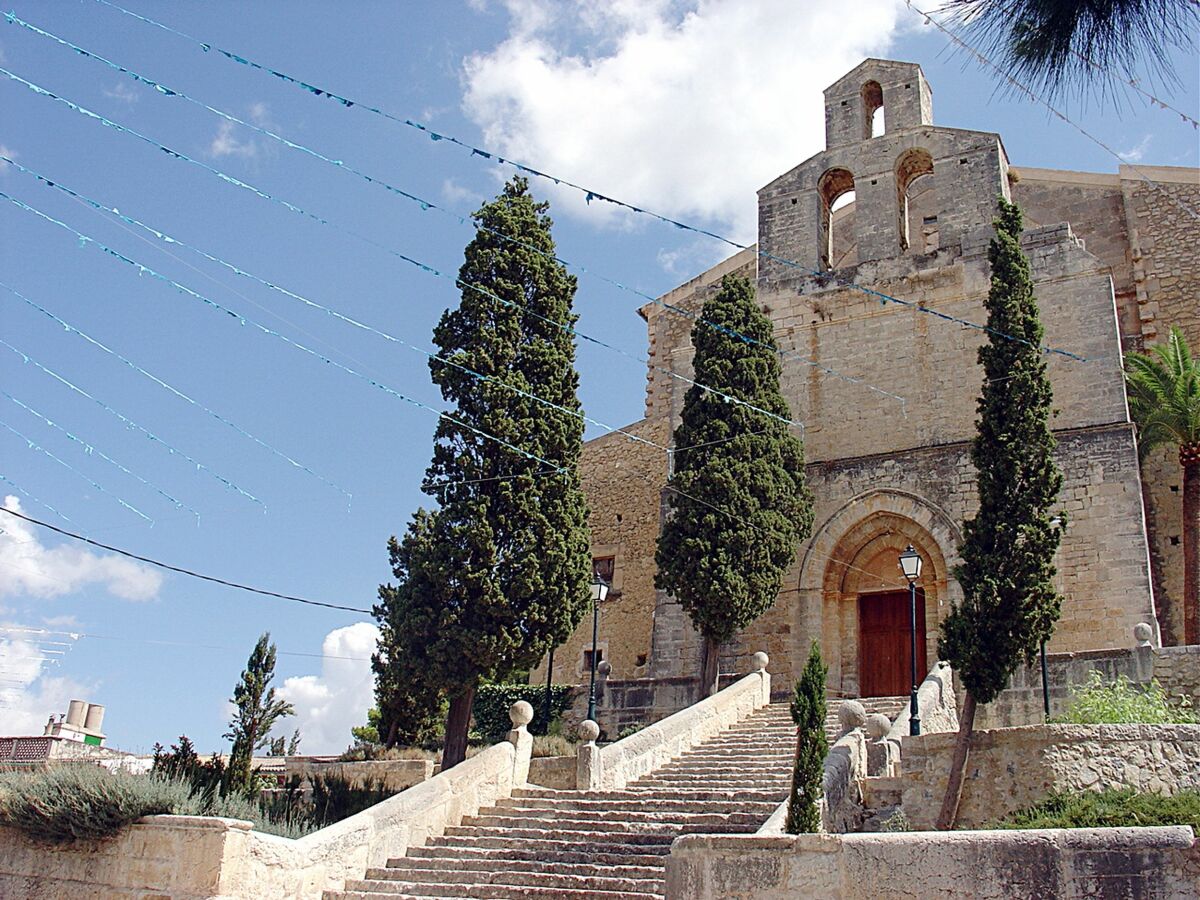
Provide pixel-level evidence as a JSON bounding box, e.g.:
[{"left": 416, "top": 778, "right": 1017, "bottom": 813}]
[
  {"left": 593, "top": 555, "right": 615, "bottom": 583},
  {"left": 818, "top": 168, "right": 856, "bottom": 270},
  {"left": 895, "top": 149, "right": 936, "bottom": 253},
  {"left": 862, "top": 81, "right": 884, "bottom": 138}
]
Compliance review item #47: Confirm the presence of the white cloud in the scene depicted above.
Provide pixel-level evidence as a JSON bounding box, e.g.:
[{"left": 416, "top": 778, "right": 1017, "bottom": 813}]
[
  {"left": 1120, "top": 134, "right": 1153, "bottom": 163},
  {"left": 276, "top": 622, "right": 379, "bottom": 754},
  {"left": 209, "top": 120, "right": 258, "bottom": 159},
  {"left": 42, "top": 614, "right": 79, "bottom": 628},
  {"left": 103, "top": 81, "right": 140, "bottom": 104},
  {"left": 0, "top": 496, "right": 162, "bottom": 601},
  {"left": 0, "top": 632, "right": 92, "bottom": 736},
  {"left": 0, "top": 144, "right": 14, "bottom": 176},
  {"left": 442, "top": 177, "right": 485, "bottom": 208},
  {"left": 207, "top": 103, "right": 276, "bottom": 159},
  {"left": 655, "top": 236, "right": 735, "bottom": 278},
  {"left": 463, "top": 0, "right": 907, "bottom": 240}
]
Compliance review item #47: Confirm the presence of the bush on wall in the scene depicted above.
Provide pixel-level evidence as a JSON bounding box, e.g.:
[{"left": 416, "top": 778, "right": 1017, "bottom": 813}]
[{"left": 472, "top": 683, "right": 574, "bottom": 743}]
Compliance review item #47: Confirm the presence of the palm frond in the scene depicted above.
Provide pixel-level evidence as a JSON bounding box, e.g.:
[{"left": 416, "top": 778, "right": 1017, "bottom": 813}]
[
  {"left": 945, "top": 0, "right": 1199, "bottom": 100},
  {"left": 1126, "top": 326, "right": 1200, "bottom": 457}
]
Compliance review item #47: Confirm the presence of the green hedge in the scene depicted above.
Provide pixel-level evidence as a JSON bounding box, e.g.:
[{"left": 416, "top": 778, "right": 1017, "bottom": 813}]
[{"left": 473, "top": 683, "right": 574, "bottom": 743}]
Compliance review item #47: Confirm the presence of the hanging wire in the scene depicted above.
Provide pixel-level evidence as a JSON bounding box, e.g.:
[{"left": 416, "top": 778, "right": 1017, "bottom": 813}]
[{"left": 81, "top": 2, "right": 1098, "bottom": 360}]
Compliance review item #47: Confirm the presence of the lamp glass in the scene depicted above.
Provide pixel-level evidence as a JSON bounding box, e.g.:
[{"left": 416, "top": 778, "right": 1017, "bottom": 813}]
[
  {"left": 898, "top": 545, "right": 922, "bottom": 581},
  {"left": 590, "top": 575, "right": 609, "bottom": 603}
]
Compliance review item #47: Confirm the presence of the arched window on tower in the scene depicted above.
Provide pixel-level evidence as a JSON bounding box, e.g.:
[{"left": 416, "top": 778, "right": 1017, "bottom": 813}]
[
  {"left": 818, "top": 167, "right": 857, "bottom": 270},
  {"left": 895, "top": 148, "right": 938, "bottom": 253},
  {"left": 862, "top": 81, "right": 884, "bottom": 138}
]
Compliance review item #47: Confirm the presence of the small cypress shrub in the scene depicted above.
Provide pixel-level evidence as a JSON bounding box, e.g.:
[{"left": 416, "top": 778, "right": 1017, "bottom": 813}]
[{"left": 786, "top": 640, "right": 829, "bottom": 833}]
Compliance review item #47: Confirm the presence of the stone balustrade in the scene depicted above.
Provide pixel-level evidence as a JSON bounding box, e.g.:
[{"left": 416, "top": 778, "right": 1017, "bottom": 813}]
[
  {"left": 576, "top": 651, "right": 771, "bottom": 791},
  {"left": 0, "top": 702, "right": 536, "bottom": 900}
]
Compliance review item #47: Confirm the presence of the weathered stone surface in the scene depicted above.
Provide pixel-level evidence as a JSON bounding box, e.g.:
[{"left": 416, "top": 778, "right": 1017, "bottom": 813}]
[
  {"left": 665, "top": 828, "right": 1200, "bottom": 899},
  {"left": 900, "top": 723, "right": 1200, "bottom": 829}
]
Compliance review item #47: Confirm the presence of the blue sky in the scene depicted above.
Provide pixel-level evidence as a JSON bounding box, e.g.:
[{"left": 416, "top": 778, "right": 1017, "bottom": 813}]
[{"left": 1, "top": 1, "right": 1196, "bottom": 755}]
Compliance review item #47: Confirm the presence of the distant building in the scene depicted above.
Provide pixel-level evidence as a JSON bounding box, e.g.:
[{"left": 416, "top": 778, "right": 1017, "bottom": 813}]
[{"left": 0, "top": 698, "right": 149, "bottom": 773}]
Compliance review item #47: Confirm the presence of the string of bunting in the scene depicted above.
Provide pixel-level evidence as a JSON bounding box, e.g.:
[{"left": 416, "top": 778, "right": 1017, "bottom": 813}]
[
  {"left": 5, "top": 11, "right": 904, "bottom": 407},
  {"left": 0, "top": 162, "right": 666, "bottom": 455},
  {"left": 905, "top": 1, "right": 1200, "bottom": 222},
  {"left": 1, "top": 191, "right": 571, "bottom": 476},
  {"left": 0, "top": 417, "right": 152, "bottom": 523},
  {"left": 0, "top": 336, "right": 262, "bottom": 509},
  {"left": 86, "top": 1, "right": 1093, "bottom": 361},
  {"left": 0, "top": 474, "right": 75, "bottom": 524},
  {"left": 2, "top": 390, "right": 200, "bottom": 522},
  {"left": 0, "top": 71, "right": 807, "bottom": 433}
]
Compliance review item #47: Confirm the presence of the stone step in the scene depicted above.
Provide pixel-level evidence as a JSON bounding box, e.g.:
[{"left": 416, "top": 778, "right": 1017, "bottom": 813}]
[
  {"left": 632, "top": 776, "right": 788, "bottom": 789},
  {"left": 425, "top": 833, "right": 672, "bottom": 856},
  {"left": 352, "top": 865, "right": 662, "bottom": 894},
  {"left": 650, "top": 762, "right": 790, "bottom": 775},
  {"left": 442, "top": 825, "right": 680, "bottom": 845},
  {"left": 403, "top": 844, "right": 668, "bottom": 869},
  {"left": 513, "top": 787, "right": 784, "bottom": 804},
  {"left": 493, "top": 795, "right": 779, "bottom": 816},
  {"left": 463, "top": 810, "right": 767, "bottom": 831},
  {"left": 327, "top": 883, "right": 661, "bottom": 900},
  {"left": 380, "top": 857, "right": 663, "bottom": 881}
]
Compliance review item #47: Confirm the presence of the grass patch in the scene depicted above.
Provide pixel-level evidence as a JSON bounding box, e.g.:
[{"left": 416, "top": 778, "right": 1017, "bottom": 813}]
[
  {"left": 996, "top": 788, "right": 1200, "bottom": 831},
  {"left": 1053, "top": 671, "right": 1197, "bottom": 725}
]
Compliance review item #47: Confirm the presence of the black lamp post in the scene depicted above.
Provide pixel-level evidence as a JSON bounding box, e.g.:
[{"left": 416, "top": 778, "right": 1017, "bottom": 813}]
[
  {"left": 898, "top": 544, "right": 923, "bottom": 736},
  {"left": 586, "top": 572, "right": 610, "bottom": 723}
]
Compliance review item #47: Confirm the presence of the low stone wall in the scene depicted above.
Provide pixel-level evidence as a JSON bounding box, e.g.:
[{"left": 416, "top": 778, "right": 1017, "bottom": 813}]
[
  {"left": 574, "top": 673, "right": 742, "bottom": 737},
  {"left": 0, "top": 815, "right": 249, "bottom": 899},
  {"left": 0, "top": 708, "right": 536, "bottom": 899},
  {"left": 901, "top": 723, "right": 1200, "bottom": 829},
  {"left": 665, "top": 827, "right": 1200, "bottom": 899},
  {"left": 284, "top": 757, "right": 433, "bottom": 792},
  {"left": 972, "top": 642, "right": 1200, "bottom": 730},
  {"left": 577, "top": 654, "right": 771, "bottom": 791},
  {"left": 527, "top": 754, "right": 576, "bottom": 790}
]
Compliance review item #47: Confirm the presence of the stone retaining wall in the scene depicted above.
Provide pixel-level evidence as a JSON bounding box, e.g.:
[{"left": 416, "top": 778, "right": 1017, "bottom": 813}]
[
  {"left": 665, "top": 827, "right": 1200, "bottom": 899},
  {"left": 0, "top": 713, "right": 535, "bottom": 899},
  {"left": 901, "top": 723, "right": 1200, "bottom": 830},
  {"left": 527, "top": 754, "right": 576, "bottom": 790},
  {"left": 284, "top": 757, "right": 433, "bottom": 792},
  {"left": 972, "top": 643, "right": 1200, "bottom": 730}
]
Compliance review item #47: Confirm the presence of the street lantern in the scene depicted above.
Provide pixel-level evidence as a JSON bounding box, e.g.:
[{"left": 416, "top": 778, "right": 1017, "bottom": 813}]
[
  {"left": 586, "top": 572, "right": 610, "bottom": 723},
  {"left": 898, "top": 544, "right": 922, "bottom": 736}
]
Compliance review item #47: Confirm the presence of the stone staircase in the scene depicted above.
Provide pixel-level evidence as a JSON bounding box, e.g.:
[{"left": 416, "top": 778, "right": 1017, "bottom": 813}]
[{"left": 325, "top": 696, "right": 907, "bottom": 900}]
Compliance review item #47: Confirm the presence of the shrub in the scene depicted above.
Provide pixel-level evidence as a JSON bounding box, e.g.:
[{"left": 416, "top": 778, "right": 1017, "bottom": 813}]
[
  {"left": 531, "top": 734, "right": 574, "bottom": 758},
  {"left": 616, "top": 723, "right": 646, "bottom": 741},
  {"left": 337, "top": 744, "right": 436, "bottom": 762},
  {"left": 1054, "top": 671, "right": 1197, "bottom": 724},
  {"left": 0, "top": 766, "right": 193, "bottom": 842},
  {"left": 472, "top": 683, "right": 574, "bottom": 743},
  {"left": 997, "top": 788, "right": 1200, "bottom": 830},
  {"left": 786, "top": 641, "right": 828, "bottom": 834}
]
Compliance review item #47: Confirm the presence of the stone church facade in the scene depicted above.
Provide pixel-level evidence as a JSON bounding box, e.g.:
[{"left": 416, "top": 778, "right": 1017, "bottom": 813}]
[{"left": 533, "top": 60, "right": 1199, "bottom": 709}]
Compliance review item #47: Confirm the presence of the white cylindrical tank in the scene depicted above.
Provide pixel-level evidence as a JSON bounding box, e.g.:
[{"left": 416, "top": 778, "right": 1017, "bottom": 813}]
[
  {"left": 84, "top": 703, "right": 105, "bottom": 733},
  {"left": 66, "top": 699, "right": 87, "bottom": 727}
]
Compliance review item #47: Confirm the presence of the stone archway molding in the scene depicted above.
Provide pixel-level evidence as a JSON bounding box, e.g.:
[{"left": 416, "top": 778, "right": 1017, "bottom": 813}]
[{"left": 798, "top": 488, "right": 964, "bottom": 594}]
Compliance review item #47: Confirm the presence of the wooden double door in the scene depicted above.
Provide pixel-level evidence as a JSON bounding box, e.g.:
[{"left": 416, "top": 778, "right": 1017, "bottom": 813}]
[{"left": 858, "top": 589, "right": 926, "bottom": 698}]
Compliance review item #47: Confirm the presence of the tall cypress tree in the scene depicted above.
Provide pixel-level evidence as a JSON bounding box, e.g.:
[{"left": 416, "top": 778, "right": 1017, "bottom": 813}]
[
  {"left": 786, "top": 640, "right": 828, "bottom": 833},
  {"left": 936, "top": 198, "right": 1065, "bottom": 828},
  {"left": 655, "top": 274, "right": 812, "bottom": 697},
  {"left": 375, "top": 177, "right": 591, "bottom": 769},
  {"left": 223, "top": 632, "right": 294, "bottom": 794}
]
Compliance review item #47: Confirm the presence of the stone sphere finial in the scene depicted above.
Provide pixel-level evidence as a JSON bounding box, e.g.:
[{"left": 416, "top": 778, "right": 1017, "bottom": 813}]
[
  {"left": 1133, "top": 622, "right": 1153, "bottom": 647},
  {"left": 752, "top": 651, "right": 770, "bottom": 672},
  {"left": 509, "top": 700, "right": 534, "bottom": 729},
  {"left": 864, "top": 713, "right": 891, "bottom": 741},
  {"left": 597, "top": 660, "right": 612, "bottom": 678},
  {"left": 578, "top": 719, "right": 600, "bottom": 744},
  {"left": 838, "top": 699, "right": 867, "bottom": 733}
]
